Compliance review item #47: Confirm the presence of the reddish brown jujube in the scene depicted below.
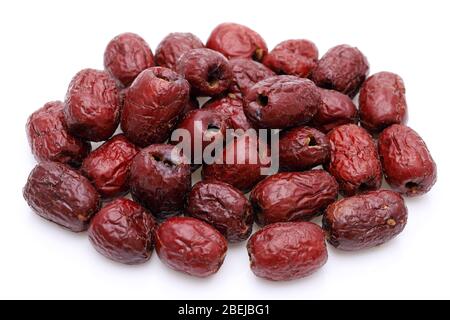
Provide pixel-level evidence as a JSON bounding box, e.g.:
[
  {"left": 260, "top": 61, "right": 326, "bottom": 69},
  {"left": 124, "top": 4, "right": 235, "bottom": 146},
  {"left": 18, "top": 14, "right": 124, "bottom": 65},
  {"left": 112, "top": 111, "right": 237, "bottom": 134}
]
[
  {"left": 121, "top": 67, "right": 190, "bottom": 147},
  {"left": 311, "top": 45, "right": 369, "bottom": 97},
  {"left": 247, "top": 222, "right": 328, "bottom": 281},
  {"left": 176, "top": 48, "right": 232, "bottom": 97},
  {"left": 323, "top": 190, "right": 408, "bottom": 251},
  {"left": 378, "top": 124, "right": 437, "bottom": 196},
  {"left": 326, "top": 124, "right": 382, "bottom": 196},
  {"left": 251, "top": 170, "right": 338, "bottom": 225},
  {"left": 155, "top": 32, "right": 204, "bottom": 70},
  {"left": 312, "top": 88, "right": 358, "bottom": 133},
  {"left": 64, "top": 69, "right": 121, "bottom": 142},
  {"left": 187, "top": 181, "right": 253, "bottom": 242},
  {"left": 206, "top": 23, "right": 268, "bottom": 61},
  {"left": 23, "top": 161, "right": 100, "bottom": 232},
  {"left": 26, "top": 101, "right": 91, "bottom": 167},
  {"left": 244, "top": 76, "right": 321, "bottom": 129},
  {"left": 229, "top": 58, "right": 275, "bottom": 96},
  {"left": 278, "top": 126, "right": 330, "bottom": 171},
  {"left": 203, "top": 95, "right": 253, "bottom": 131},
  {"left": 88, "top": 198, "right": 156, "bottom": 264},
  {"left": 129, "top": 144, "right": 191, "bottom": 219},
  {"left": 263, "top": 39, "right": 318, "bottom": 78},
  {"left": 359, "top": 72, "right": 408, "bottom": 133},
  {"left": 81, "top": 134, "right": 140, "bottom": 198},
  {"left": 104, "top": 33, "right": 154, "bottom": 87},
  {"left": 156, "top": 217, "right": 228, "bottom": 277}
]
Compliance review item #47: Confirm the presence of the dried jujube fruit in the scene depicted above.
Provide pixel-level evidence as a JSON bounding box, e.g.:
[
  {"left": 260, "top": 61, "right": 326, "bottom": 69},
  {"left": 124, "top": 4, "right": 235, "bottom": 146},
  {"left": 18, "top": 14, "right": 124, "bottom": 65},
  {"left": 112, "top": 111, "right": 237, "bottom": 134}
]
[
  {"left": 23, "top": 161, "right": 100, "bottom": 232},
  {"left": 129, "top": 144, "right": 191, "bottom": 220},
  {"left": 378, "top": 124, "right": 437, "bottom": 196},
  {"left": 311, "top": 45, "right": 369, "bottom": 97},
  {"left": 121, "top": 67, "right": 190, "bottom": 147},
  {"left": 88, "top": 198, "right": 156, "bottom": 264},
  {"left": 278, "top": 126, "right": 330, "bottom": 171},
  {"left": 229, "top": 58, "right": 275, "bottom": 96},
  {"left": 244, "top": 76, "right": 321, "bottom": 129},
  {"left": 263, "top": 39, "right": 318, "bottom": 78},
  {"left": 176, "top": 48, "right": 232, "bottom": 97},
  {"left": 247, "top": 222, "right": 328, "bottom": 281},
  {"left": 26, "top": 101, "right": 91, "bottom": 167},
  {"left": 323, "top": 190, "right": 408, "bottom": 251},
  {"left": 359, "top": 72, "right": 408, "bottom": 133},
  {"left": 206, "top": 23, "right": 268, "bottom": 61},
  {"left": 187, "top": 181, "right": 253, "bottom": 242},
  {"left": 64, "top": 69, "right": 121, "bottom": 142},
  {"left": 250, "top": 170, "right": 338, "bottom": 226},
  {"left": 155, "top": 32, "right": 204, "bottom": 70},
  {"left": 203, "top": 94, "right": 253, "bottom": 131},
  {"left": 326, "top": 124, "right": 382, "bottom": 196},
  {"left": 80, "top": 134, "right": 140, "bottom": 198},
  {"left": 156, "top": 217, "right": 228, "bottom": 277},
  {"left": 104, "top": 32, "right": 154, "bottom": 87}
]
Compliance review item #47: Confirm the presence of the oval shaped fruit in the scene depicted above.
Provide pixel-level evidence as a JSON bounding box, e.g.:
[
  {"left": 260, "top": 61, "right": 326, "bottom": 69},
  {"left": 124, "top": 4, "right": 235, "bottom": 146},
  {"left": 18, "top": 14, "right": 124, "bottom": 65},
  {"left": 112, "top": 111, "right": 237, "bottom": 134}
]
[
  {"left": 203, "top": 94, "right": 253, "bottom": 131},
  {"left": 155, "top": 217, "right": 228, "bottom": 277},
  {"left": 187, "top": 181, "right": 253, "bottom": 242},
  {"left": 155, "top": 32, "right": 204, "bottom": 70},
  {"left": 247, "top": 222, "right": 328, "bottom": 281},
  {"left": 23, "top": 161, "right": 100, "bottom": 232},
  {"left": 251, "top": 170, "right": 338, "bottom": 225},
  {"left": 229, "top": 58, "right": 275, "bottom": 96},
  {"left": 88, "top": 198, "right": 156, "bottom": 264},
  {"left": 323, "top": 190, "right": 408, "bottom": 251},
  {"left": 378, "top": 124, "right": 437, "bottom": 196}
]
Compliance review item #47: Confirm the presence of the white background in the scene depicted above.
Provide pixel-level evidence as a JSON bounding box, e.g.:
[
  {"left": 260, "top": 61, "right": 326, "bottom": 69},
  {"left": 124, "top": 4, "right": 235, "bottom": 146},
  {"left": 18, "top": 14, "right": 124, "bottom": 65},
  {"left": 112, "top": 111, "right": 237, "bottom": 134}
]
[{"left": 0, "top": 0, "right": 449, "bottom": 300}]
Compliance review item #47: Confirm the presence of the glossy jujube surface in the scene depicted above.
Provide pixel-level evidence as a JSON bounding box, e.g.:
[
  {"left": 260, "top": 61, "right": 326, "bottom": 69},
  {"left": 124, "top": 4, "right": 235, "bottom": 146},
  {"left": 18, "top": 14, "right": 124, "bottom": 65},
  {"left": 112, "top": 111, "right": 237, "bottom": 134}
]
[
  {"left": 88, "top": 198, "right": 156, "bottom": 264},
  {"left": 129, "top": 144, "right": 191, "bottom": 219},
  {"left": 378, "top": 124, "right": 437, "bottom": 196},
  {"left": 251, "top": 170, "right": 339, "bottom": 225},
  {"left": 81, "top": 134, "right": 140, "bottom": 198},
  {"left": 323, "top": 190, "right": 408, "bottom": 251},
  {"left": 244, "top": 76, "right": 321, "bottom": 129},
  {"left": 187, "top": 181, "right": 253, "bottom": 242},
  {"left": 229, "top": 58, "right": 275, "bottom": 96},
  {"left": 327, "top": 124, "right": 382, "bottom": 196},
  {"left": 64, "top": 69, "right": 121, "bottom": 142},
  {"left": 121, "top": 67, "right": 190, "bottom": 147},
  {"left": 156, "top": 217, "right": 228, "bottom": 277},
  {"left": 155, "top": 32, "right": 204, "bottom": 70},
  {"left": 247, "top": 222, "right": 328, "bottom": 281},
  {"left": 359, "top": 72, "right": 408, "bottom": 133},
  {"left": 26, "top": 101, "right": 91, "bottom": 167},
  {"left": 23, "top": 161, "right": 100, "bottom": 232}
]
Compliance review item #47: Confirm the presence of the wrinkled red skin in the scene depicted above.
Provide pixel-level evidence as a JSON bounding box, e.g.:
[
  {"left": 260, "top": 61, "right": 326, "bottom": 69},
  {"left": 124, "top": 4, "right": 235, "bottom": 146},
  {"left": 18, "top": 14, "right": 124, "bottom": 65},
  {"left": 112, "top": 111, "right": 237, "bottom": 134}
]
[
  {"left": 359, "top": 72, "right": 408, "bottom": 133},
  {"left": 64, "top": 69, "right": 121, "bottom": 142},
  {"left": 88, "top": 198, "right": 156, "bottom": 264},
  {"left": 279, "top": 126, "right": 330, "bottom": 171},
  {"left": 203, "top": 95, "right": 254, "bottom": 131},
  {"left": 228, "top": 58, "right": 275, "bottom": 96},
  {"left": 244, "top": 76, "right": 320, "bottom": 129},
  {"left": 312, "top": 88, "right": 358, "bottom": 133},
  {"left": 156, "top": 217, "right": 228, "bottom": 277},
  {"left": 26, "top": 101, "right": 91, "bottom": 167},
  {"left": 311, "top": 45, "right": 369, "bottom": 98},
  {"left": 23, "top": 161, "right": 100, "bottom": 232},
  {"left": 180, "top": 96, "right": 200, "bottom": 118},
  {"left": 251, "top": 170, "right": 338, "bottom": 225},
  {"left": 263, "top": 39, "right": 318, "bottom": 78},
  {"left": 187, "top": 181, "right": 253, "bottom": 242},
  {"left": 129, "top": 144, "right": 191, "bottom": 219},
  {"left": 155, "top": 32, "right": 204, "bottom": 70},
  {"left": 176, "top": 48, "right": 232, "bottom": 97},
  {"left": 121, "top": 67, "right": 190, "bottom": 147},
  {"left": 81, "top": 134, "right": 140, "bottom": 198},
  {"left": 247, "top": 222, "right": 327, "bottom": 281},
  {"left": 326, "top": 124, "right": 383, "bottom": 196},
  {"left": 378, "top": 124, "right": 437, "bottom": 196},
  {"left": 172, "top": 109, "right": 228, "bottom": 165},
  {"left": 104, "top": 33, "right": 154, "bottom": 87},
  {"left": 206, "top": 23, "right": 268, "bottom": 61},
  {"left": 202, "top": 135, "right": 269, "bottom": 193},
  {"left": 323, "top": 190, "right": 408, "bottom": 251}
]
